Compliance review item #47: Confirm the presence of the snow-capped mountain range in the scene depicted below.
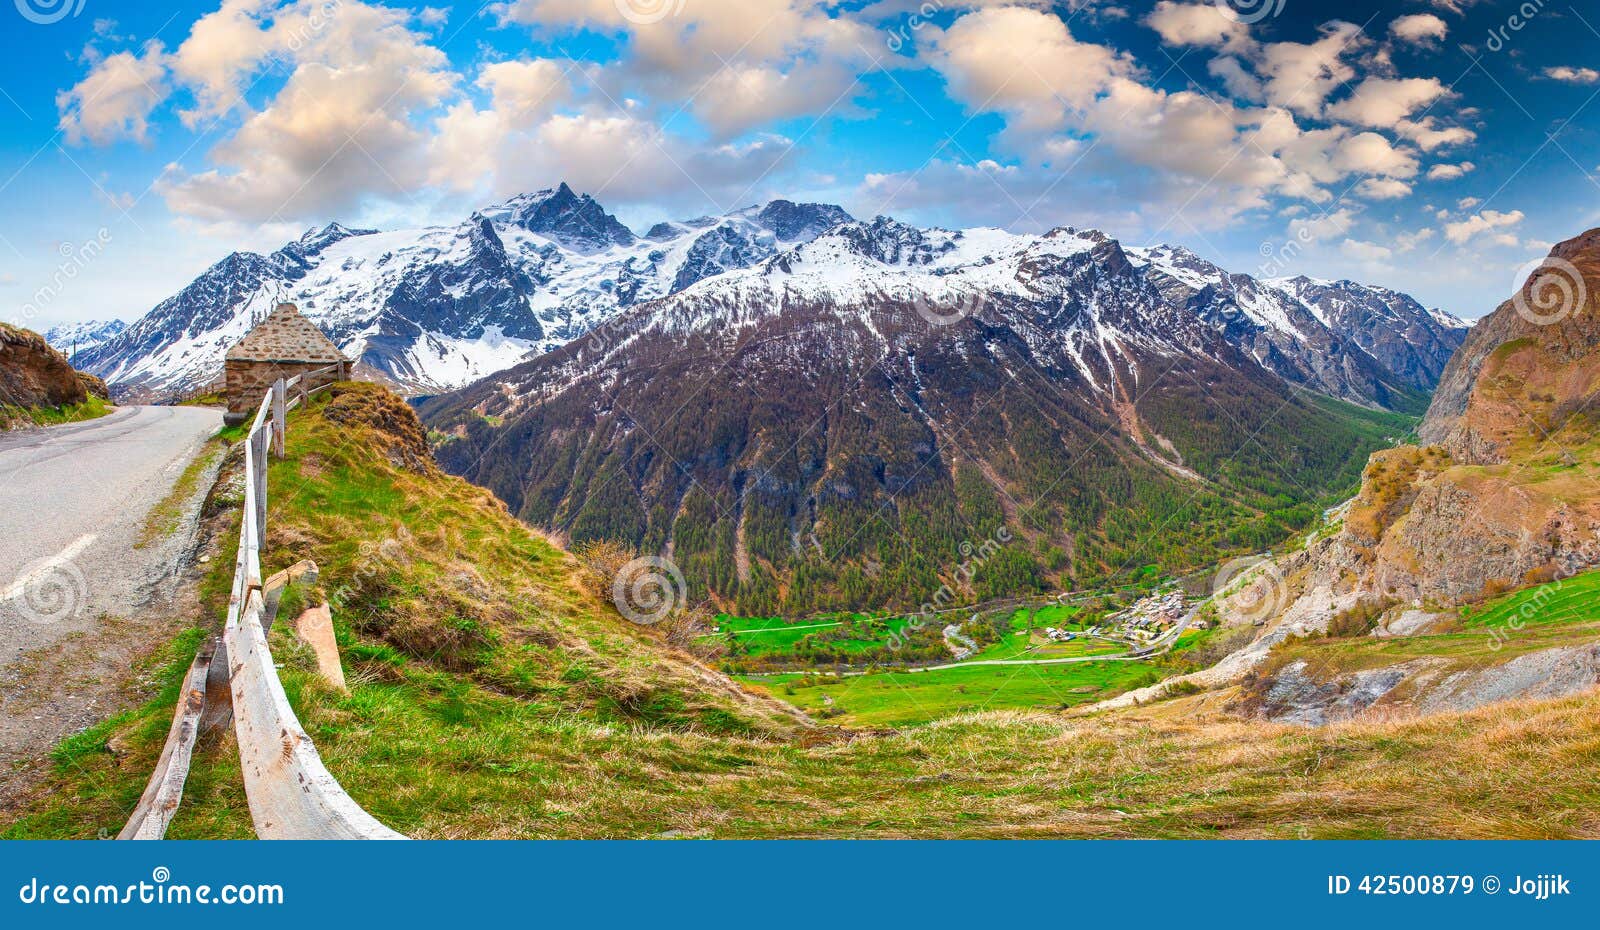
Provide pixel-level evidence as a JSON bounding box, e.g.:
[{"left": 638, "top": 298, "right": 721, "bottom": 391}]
[
  {"left": 421, "top": 216, "right": 1463, "bottom": 614},
  {"left": 79, "top": 182, "right": 1465, "bottom": 409},
  {"left": 42, "top": 319, "right": 126, "bottom": 363},
  {"left": 79, "top": 184, "right": 852, "bottom": 399}
]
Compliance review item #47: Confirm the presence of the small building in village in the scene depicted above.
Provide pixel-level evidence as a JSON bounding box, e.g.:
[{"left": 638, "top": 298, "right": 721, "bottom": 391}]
[{"left": 223, "top": 302, "right": 349, "bottom": 426}]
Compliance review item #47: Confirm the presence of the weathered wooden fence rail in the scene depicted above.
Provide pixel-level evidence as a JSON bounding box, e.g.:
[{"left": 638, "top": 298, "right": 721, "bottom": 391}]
[{"left": 121, "top": 368, "right": 405, "bottom": 840}]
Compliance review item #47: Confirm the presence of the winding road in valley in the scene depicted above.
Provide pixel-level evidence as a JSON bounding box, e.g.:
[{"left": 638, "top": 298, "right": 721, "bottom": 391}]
[{"left": 0, "top": 405, "right": 221, "bottom": 800}]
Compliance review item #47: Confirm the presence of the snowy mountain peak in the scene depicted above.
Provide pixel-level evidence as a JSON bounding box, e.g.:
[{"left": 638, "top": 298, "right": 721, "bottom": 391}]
[
  {"left": 748, "top": 200, "right": 853, "bottom": 241},
  {"left": 488, "top": 183, "right": 636, "bottom": 252}
]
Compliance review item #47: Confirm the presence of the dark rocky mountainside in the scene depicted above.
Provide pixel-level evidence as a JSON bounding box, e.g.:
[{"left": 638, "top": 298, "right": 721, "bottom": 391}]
[{"left": 422, "top": 221, "right": 1418, "bottom": 615}]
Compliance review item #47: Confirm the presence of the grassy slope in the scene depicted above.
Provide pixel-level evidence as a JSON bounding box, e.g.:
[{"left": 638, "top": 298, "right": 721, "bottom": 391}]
[
  {"left": 0, "top": 394, "right": 112, "bottom": 431},
  {"left": 6, "top": 384, "right": 1599, "bottom": 840}
]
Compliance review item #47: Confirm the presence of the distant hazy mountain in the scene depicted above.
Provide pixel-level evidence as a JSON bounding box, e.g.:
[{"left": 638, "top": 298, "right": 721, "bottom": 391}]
[{"left": 42, "top": 319, "right": 126, "bottom": 363}]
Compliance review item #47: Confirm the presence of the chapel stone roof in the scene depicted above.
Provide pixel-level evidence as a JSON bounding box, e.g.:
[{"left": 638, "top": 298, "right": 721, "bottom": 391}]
[{"left": 225, "top": 303, "right": 347, "bottom": 364}]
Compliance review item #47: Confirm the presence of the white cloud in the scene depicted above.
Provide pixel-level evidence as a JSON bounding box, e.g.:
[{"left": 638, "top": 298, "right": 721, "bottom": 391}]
[
  {"left": 1456, "top": 196, "right": 1481, "bottom": 209},
  {"left": 1289, "top": 207, "right": 1356, "bottom": 243},
  {"left": 926, "top": 7, "right": 1132, "bottom": 131},
  {"left": 1544, "top": 66, "right": 1600, "bottom": 84},
  {"left": 1355, "top": 178, "right": 1411, "bottom": 200},
  {"left": 1395, "top": 116, "right": 1474, "bottom": 150},
  {"left": 1395, "top": 228, "right": 1435, "bottom": 251},
  {"left": 493, "top": 0, "right": 880, "bottom": 137},
  {"left": 159, "top": 1, "right": 458, "bottom": 222},
  {"left": 1426, "top": 161, "right": 1474, "bottom": 181},
  {"left": 476, "top": 59, "right": 573, "bottom": 128},
  {"left": 1207, "top": 55, "right": 1262, "bottom": 101},
  {"left": 1144, "top": 2, "right": 1250, "bottom": 52},
  {"left": 57, "top": 42, "right": 169, "bottom": 145},
  {"left": 1389, "top": 14, "right": 1447, "bottom": 47},
  {"left": 1342, "top": 239, "right": 1392, "bottom": 261},
  {"left": 1326, "top": 77, "right": 1450, "bottom": 128},
  {"left": 1255, "top": 22, "right": 1364, "bottom": 118},
  {"left": 1444, "top": 209, "right": 1523, "bottom": 244},
  {"left": 1332, "top": 131, "right": 1418, "bottom": 178}
]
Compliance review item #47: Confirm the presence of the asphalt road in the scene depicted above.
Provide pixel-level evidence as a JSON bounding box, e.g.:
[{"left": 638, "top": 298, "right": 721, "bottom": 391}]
[{"left": 0, "top": 404, "right": 221, "bottom": 697}]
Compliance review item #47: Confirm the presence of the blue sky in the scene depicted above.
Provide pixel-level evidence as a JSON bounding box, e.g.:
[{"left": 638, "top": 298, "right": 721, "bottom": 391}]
[{"left": 2, "top": 0, "right": 1598, "bottom": 331}]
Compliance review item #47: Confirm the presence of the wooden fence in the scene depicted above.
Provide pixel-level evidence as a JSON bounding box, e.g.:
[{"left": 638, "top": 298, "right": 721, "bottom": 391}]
[{"left": 120, "top": 368, "right": 406, "bottom": 840}]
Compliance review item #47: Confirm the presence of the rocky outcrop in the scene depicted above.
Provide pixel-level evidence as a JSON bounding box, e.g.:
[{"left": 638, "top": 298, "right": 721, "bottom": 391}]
[
  {"left": 1106, "top": 227, "right": 1600, "bottom": 724},
  {"left": 0, "top": 323, "right": 90, "bottom": 413},
  {"left": 1237, "top": 646, "right": 1600, "bottom": 725},
  {"left": 1421, "top": 227, "right": 1600, "bottom": 463}
]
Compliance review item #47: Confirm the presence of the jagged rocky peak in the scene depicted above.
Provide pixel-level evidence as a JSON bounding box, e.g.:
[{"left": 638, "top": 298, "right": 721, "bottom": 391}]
[
  {"left": 749, "top": 199, "right": 853, "bottom": 241},
  {"left": 491, "top": 182, "right": 636, "bottom": 251},
  {"left": 820, "top": 215, "right": 947, "bottom": 266}
]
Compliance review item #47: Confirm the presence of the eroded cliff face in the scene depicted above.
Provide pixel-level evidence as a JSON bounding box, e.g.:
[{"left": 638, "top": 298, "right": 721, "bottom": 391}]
[
  {"left": 0, "top": 323, "right": 89, "bottom": 416},
  {"left": 1321, "top": 229, "right": 1600, "bottom": 611},
  {"left": 1421, "top": 227, "right": 1600, "bottom": 464},
  {"left": 1110, "top": 231, "right": 1600, "bottom": 723}
]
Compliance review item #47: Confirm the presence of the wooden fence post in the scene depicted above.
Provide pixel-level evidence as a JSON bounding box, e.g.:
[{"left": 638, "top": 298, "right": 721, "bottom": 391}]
[{"left": 272, "top": 378, "right": 286, "bottom": 458}]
